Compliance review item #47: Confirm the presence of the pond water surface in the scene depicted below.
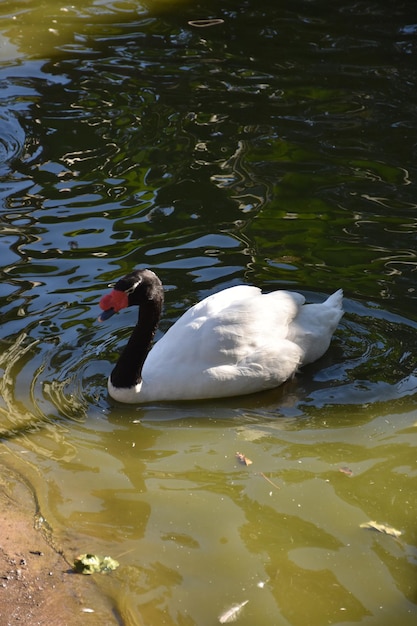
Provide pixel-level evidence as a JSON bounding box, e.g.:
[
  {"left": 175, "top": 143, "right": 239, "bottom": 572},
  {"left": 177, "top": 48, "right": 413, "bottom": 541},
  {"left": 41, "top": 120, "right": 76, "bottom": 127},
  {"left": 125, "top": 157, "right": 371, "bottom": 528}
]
[{"left": 1, "top": 1, "right": 417, "bottom": 625}]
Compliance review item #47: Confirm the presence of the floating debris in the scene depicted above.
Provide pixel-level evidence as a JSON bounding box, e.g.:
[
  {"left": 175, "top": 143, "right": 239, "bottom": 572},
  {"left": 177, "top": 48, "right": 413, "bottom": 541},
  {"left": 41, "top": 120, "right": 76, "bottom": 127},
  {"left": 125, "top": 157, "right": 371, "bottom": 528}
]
[
  {"left": 259, "top": 472, "right": 280, "bottom": 490},
  {"left": 339, "top": 466, "right": 353, "bottom": 476},
  {"left": 188, "top": 19, "right": 224, "bottom": 28},
  {"left": 218, "top": 600, "right": 249, "bottom": 623},
  {"left": 360, "top": 520, "right": 402, "bottom": 539},
  {"left": 73, "top": 553, "right": 119, "bottom": 575},
  {"left": 236, "top": 452, "right": 252, "bottom": 466}
]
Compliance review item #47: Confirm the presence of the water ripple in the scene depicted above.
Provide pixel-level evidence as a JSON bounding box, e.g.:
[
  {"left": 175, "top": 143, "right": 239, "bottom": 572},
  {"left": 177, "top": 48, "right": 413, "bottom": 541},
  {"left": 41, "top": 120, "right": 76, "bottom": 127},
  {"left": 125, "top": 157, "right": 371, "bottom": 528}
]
[
  {"left": 2, "top": 292, "right": 416, "bottom": 437},
  {"left": 0, "top": 110, "right": 25, "bottom": 169}
]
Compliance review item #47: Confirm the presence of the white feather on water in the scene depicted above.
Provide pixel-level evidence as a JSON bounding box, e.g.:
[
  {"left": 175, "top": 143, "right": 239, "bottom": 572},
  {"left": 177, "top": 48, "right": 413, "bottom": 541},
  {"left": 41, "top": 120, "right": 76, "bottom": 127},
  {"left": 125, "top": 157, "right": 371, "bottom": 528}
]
[{"left": 218, "top": 600, "right": 249, "bottom": 623}]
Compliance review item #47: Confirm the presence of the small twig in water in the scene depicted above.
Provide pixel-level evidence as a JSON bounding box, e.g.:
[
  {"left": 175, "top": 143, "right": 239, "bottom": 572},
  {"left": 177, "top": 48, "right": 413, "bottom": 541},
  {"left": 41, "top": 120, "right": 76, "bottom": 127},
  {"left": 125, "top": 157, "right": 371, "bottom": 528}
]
[{"left": 259, "top": 472, "right": 280, "bottom": 489}]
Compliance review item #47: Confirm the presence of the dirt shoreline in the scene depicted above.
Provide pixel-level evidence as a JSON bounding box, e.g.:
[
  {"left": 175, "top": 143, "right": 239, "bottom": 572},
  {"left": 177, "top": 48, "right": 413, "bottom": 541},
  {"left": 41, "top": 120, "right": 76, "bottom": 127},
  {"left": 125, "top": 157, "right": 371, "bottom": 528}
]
[{"left": 0, "top": 466, "right": 122, "bottom": 626}]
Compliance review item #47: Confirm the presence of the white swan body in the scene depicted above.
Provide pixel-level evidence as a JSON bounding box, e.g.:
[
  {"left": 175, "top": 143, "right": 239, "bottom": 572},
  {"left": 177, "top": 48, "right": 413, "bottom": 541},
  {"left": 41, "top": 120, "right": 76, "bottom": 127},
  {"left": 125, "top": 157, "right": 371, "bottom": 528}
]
[{"left": 99, "top": 270, "right": 343, "bottom": 403}]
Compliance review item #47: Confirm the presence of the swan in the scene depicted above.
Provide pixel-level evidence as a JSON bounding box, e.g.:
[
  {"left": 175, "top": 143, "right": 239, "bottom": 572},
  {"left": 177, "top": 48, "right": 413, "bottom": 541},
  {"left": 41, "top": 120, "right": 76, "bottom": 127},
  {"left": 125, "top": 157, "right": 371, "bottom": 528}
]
[{"left": 98, "top": 269, "right": 343, "bottom": 403}]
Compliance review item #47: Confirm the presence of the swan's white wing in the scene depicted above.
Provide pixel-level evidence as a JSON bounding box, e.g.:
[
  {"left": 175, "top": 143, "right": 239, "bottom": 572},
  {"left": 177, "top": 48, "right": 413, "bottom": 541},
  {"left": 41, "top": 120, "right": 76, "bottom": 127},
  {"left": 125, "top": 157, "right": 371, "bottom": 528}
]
[
  {"left": 204, "top": 339, "right": 304, "bottom": 396},
  {"left": 140, "top": 287, "right": 306, "bottom": 401}
]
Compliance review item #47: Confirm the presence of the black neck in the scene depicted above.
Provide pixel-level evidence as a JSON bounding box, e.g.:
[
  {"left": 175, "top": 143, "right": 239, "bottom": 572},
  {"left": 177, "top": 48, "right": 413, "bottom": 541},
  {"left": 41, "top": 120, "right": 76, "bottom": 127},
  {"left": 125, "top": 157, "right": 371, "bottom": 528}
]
[{"left": 110, "top": 298, "right": 162, "bottom": 389}]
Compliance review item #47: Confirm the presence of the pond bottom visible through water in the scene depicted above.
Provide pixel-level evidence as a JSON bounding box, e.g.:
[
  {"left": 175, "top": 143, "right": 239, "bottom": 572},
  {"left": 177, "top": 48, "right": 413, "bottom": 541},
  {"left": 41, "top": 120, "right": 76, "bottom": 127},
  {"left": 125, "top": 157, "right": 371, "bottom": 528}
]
[{"left": 1, "top": 376, "right": 417, "bottom": 626}]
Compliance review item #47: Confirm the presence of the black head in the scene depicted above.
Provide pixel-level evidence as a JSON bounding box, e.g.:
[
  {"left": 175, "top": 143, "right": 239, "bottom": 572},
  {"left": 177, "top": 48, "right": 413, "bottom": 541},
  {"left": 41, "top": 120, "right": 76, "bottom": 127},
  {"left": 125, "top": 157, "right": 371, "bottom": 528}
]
[
  {"left": 99, "top": 269, "right": 163, "bottom": 321},
  {"left": 114, "top": 269, "right": 163, "bottom": 305},
  {"left": 114, "top": 270, "right": 163, "bottom": 306}
]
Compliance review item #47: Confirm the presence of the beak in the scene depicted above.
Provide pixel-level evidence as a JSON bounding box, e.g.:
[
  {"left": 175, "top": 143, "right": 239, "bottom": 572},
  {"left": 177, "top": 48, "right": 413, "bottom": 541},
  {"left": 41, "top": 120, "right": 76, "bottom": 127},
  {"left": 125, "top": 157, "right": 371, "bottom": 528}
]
[
  {"left": 98, "top": 308, "right": 117, "bottom": 322},
  {"left": 98, "top": 289, "right": 129, "bottom": 322}
]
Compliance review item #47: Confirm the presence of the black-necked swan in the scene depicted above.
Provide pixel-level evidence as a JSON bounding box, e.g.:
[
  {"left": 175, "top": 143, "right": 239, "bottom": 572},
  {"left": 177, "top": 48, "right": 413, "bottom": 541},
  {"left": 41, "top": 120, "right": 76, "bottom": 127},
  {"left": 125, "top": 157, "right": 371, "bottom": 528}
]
[{"left": 98, "top": 269, "right": 343, "bottom": 403}]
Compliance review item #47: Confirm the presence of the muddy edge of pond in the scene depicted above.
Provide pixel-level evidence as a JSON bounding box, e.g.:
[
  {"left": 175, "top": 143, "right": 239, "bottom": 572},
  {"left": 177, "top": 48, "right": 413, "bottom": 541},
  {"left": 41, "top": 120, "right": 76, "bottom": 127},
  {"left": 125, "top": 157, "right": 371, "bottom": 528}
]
[{"left": 0, "top": 462, "right": 122, "bottom": 626}]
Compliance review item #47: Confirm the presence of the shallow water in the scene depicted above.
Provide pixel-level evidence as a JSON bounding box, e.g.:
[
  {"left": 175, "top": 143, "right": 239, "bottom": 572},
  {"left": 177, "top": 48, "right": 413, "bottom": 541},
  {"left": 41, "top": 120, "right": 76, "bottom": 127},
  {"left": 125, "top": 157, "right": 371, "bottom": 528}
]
[{"left": 1, "top": 0, "right": 417, "bottom": 624}]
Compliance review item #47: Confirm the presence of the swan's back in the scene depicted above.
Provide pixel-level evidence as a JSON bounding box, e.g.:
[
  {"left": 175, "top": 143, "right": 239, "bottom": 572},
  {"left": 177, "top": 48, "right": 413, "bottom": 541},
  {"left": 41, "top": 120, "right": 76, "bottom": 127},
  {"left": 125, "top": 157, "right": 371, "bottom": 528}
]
[{"left": 134, "top": 286, "right": 343, "bottom": 403}]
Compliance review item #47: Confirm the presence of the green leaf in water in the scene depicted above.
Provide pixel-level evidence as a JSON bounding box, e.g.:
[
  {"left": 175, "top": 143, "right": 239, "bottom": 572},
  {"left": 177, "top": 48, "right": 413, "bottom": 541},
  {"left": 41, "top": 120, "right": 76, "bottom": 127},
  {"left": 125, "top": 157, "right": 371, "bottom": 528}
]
[{"left": 73, "top": 553, "right": 120, "bottom": 575}]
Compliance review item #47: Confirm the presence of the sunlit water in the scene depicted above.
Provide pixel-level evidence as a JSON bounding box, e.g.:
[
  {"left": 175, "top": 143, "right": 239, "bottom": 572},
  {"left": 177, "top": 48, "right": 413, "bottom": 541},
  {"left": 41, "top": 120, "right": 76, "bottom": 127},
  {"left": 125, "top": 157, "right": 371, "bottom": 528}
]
[{"left": 1, "top": 1, "right": 417, "bottom": 624}]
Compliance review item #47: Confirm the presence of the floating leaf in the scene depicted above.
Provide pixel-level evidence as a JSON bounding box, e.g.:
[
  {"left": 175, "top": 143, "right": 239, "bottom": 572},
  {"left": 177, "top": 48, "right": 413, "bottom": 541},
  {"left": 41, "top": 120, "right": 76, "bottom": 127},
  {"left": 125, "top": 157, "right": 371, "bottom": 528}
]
[
  {"left": 236, "top": 452, "right": 252, "bottom": 466},
  {"left": 218, "top": 600, "right": 249, "bottom": 623},
  {"left": 73, "top": 553, "right": 120, "bottom": 575},
  {"left": 339, "top": 466, "right": 353, "bottom": 476},
  {"left": 360, "top": 520, "right": 402, "bottom": 539}
]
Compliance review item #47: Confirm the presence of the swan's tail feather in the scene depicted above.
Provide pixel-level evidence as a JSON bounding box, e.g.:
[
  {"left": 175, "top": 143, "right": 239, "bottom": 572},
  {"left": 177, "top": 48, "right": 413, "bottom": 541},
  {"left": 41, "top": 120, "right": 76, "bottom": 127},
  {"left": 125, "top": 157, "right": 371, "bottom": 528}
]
[
  {"left": 288, "top": 289, "right": 344, "bottom": 366},
  {"left": 325, "top": 289, "right": 343, "bottom": 308}
]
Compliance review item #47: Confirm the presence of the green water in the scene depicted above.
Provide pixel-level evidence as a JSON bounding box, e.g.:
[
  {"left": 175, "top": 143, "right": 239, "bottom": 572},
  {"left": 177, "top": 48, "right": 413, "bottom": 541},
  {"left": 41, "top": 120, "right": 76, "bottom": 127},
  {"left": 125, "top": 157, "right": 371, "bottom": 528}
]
[{"left": 1, "top": 0, "right": 417, "bottom": 624}]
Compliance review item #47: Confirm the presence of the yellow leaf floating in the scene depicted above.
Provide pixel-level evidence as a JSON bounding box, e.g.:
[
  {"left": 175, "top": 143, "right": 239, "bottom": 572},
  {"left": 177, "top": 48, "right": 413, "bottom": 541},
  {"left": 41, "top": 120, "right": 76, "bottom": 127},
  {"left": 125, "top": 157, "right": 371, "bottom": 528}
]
[
  {"left": 236, "top": 452, "right": 252, "bottom": 466},
  {"left": 360, "top": 520, "right": 402, "bottom": 539}
]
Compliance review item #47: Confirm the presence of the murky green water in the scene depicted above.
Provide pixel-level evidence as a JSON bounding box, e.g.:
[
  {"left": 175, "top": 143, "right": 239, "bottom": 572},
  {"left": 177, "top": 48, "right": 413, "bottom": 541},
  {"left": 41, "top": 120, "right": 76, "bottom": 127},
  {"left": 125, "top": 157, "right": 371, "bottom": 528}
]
[{"left": 1, "top": 0, "right": 417, "bottom": 624}]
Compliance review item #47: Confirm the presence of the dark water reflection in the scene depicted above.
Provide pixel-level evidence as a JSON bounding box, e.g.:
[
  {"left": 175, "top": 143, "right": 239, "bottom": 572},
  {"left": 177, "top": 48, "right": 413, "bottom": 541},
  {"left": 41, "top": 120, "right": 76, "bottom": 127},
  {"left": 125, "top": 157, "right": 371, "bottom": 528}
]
[{"left": 1, "top": 1, "right": 417, "bottom": 624}]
